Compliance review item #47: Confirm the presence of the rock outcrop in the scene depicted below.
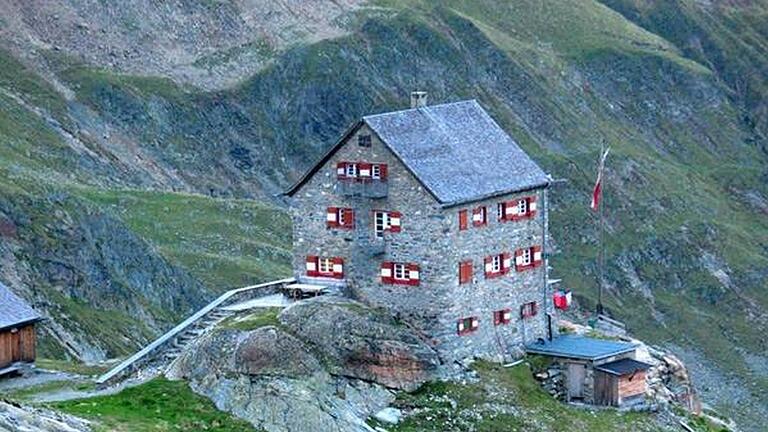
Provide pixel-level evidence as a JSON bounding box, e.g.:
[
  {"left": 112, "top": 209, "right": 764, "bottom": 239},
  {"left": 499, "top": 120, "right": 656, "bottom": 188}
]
[
  {"left": 167, "top": 297, "right": 440, "bottom": 432},
  {"left": 278, "top": 296, "right": 440, "bottom": 391},
  {"left": 0, "top": 401, "right": 91, "bottom": 432}
]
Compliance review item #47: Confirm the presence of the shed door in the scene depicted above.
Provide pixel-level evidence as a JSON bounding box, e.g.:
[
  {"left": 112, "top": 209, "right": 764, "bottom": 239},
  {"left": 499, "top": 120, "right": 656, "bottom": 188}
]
[{"left": 567, "top": 363, "right": 585, "bottom": 400}]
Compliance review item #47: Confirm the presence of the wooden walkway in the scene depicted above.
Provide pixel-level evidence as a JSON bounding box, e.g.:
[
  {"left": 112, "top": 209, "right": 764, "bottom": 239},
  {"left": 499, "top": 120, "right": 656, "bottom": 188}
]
[{"left": 96, "top": 278, "right": 295, "bottom": 388}]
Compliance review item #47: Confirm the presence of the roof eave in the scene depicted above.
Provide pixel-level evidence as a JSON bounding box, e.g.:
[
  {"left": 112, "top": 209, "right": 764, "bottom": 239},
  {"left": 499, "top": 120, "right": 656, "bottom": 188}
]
[
  {"left": 0, "top": 316, "right": 43, "bottom": 333},
  {"left": 439, "top": 179, "right": 551, "bottom": 209},
  {"left": 525, "top": 344, "right": 637, "bottom": 361}
]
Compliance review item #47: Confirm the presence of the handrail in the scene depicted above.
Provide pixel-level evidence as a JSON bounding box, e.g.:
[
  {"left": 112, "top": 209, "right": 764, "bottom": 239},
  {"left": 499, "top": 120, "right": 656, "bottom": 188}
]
[{"left": 96, "top": 277, "right": 295, "bottom": 385}]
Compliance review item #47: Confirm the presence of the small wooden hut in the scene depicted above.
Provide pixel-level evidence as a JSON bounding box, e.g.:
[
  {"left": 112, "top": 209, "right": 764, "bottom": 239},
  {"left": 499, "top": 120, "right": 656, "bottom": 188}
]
[
  {"left": 0, "top": 282, "right": 42, "bottom": 375},
  {"left": 526, "top": 335, "right": 652, "bottom": 407}
]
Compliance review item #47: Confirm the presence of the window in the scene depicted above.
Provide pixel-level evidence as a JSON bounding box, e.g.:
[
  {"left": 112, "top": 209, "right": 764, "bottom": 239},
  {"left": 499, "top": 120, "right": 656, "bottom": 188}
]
[
  {"left": 515, "top": 246, "right": 542, "bottom": 271},
  {"left": 306, "top": 256, "right": 344, "bottom": 279},
  {"left": 358, "top": 134, "right": 371, "bottom": 147},
  {"left": 493, "top": 309, "right": 512, "bottom": 326},
  {"left": 374, "top": 211, "right": 388, "bottom": 238},
  {"left": 521, "top": 301, "right": 538, "bottom": 319},
  {"left": 327, "top": 207, "right": 354, "bottom": 229},
  {"left": 521, "top": 248, "right": 532, "bottom": 266},
  {"left": 491, "top": 255, "right": 501, "bottom": 273},
  {"left": 497, "top": 202, "right": 506, "bottom": 221},
  {"left": 472, "top": 206, "right": 487, "bottom": 227},
  {"left": 345, "top": 163, "right": 358, "bottom": 178},
  {"left": 517, "top": 198, "right": 528, "bottom": 215},
  {"left": 372, "top": 164, "right": 381, "bottom": 179},
  {"left": 457, "top": 317, "right": 479, "bottom": 335},
  {"left": 394, "top": 263, "right": 407, "bottom": 280},
  {"left": 318, "top": 258, "right": 333, "bottom": 274},
  {"left": 381, "top": 262, "right": 420, "bottom": 286},
  {"left": 374, "top": 210, "right": 402, "bottom": 237},
  {"left": 459, "top": 260, "right": 473, "bottom": 284},
  {"left": 485, "top": 253, "right": 511, "bottom": 278},
  {"left": 458, "top": 210, "right": 468, "bottom": 231}
]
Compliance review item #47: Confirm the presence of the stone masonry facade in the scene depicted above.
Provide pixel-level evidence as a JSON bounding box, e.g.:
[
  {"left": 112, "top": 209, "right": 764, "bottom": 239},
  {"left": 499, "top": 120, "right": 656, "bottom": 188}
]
[{"left": 289, "top": 123, "right": 552, "bottom": 364}]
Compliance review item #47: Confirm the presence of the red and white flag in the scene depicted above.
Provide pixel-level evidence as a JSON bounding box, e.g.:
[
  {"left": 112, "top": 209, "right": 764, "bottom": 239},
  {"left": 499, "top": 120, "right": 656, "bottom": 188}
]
[{"left": 590, "top": 148, "right": 610, "bottom": 211}]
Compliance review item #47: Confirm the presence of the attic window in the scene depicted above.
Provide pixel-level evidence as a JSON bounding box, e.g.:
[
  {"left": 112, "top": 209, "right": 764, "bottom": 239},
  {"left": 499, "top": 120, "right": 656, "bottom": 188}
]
[
  {"left": 358, "top": 134, "right": 372, "bottom": 147},
  {"left": 345, "top": 163, "right": 358, "bottom": 177}
]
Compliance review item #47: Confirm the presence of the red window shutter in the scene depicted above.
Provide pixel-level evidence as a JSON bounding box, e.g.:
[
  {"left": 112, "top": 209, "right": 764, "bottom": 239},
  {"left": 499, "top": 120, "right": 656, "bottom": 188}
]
[
  {"left": 532, "top": 245, "right": 543, "bottom": 268},
  {"left": 472, "top": 207, "right": 486, "bottom": 227},
  {"left": 358, "top": 162, "right": 372, "bottom": 179},
  {"left": 459, "top": 260, "right": 472, "bottom": 284},
  {"left": 306, "top": 256, "right": 319, "bottom": 277},
  {"left": 459, "top": 210, "right": 468, "bottom": 231},
  {"left": 532, "top": 302, "right": 539, "bottom": 316},
  {"left": 379, "top": 164, "right": 388, "bottom": 180},
  {"left": 502, "top": 252, "right": 512, "bottom": 274},
  {"left": 332, "top": 257, "right": 344, "bottom": 279},
  {"left": 381, "top": 261, "right": 394, "bottom": 284},
  {"left": 528, "top": 196, "right": 538, "bottom": 218},
  {"left": 502, "top": 308, "right": 512, "bottom": 324},
  {"left": 326, "top": 207, "right": 339, "bottom": 228},
  {"left": 506, "top": 200, "right": 519, "bottom": 221},
  {"left": 514, "top": 249, "right": 524, "bottom": 272},
  {"left": 336, "top": 162, "right": 347, "bottom": 179},
  {"left": 493, "top": 311, "right": 501, "bottom": 326},
  {"left": 335, "top": 208, "right": 354, "bottom": 230},
  {"left": 389, "top": 211, "right": 402, "bottom": 233},
  {"left": 407, "top": 263, "right": 420, "bottom": 286}
]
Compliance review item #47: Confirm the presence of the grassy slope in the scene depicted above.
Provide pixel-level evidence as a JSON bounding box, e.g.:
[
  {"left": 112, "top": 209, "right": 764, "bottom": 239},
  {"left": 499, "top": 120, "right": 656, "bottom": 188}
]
[
  {"left": 81, "top": 189, "right": 291, "bottom": 292},
  {"left": 52, "top": 378, "right": 259, "bottom": 432},
  {"left": 374, "top": 362, "right": 669, "bottom": 432}
]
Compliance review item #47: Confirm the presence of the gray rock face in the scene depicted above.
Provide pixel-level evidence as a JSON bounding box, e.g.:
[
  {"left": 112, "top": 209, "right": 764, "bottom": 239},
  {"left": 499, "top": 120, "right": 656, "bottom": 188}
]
[
  {"left": 278, "top": 296, "right": 441, "bottom": 391},
  {"left": 167, "top": 322, "right": 398, "bottom": 432},
  {"left": 0, "top": 401, "right": 91, "bottom": 432},
  {"left": 166, "top": 298, "right": 444, "bottom": 432}
]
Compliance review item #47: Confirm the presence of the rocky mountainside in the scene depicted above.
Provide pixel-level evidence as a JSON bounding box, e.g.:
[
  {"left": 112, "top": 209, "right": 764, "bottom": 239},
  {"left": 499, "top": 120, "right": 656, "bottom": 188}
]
[{"left": 0, "top": 0, "right": 766, "bottom": 429}]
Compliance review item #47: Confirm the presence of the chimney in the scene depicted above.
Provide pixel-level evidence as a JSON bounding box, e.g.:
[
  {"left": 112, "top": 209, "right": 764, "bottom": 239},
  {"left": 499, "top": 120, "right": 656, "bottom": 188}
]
[{"left": 410, "top": 91, "right": 428, "bottom": 108}]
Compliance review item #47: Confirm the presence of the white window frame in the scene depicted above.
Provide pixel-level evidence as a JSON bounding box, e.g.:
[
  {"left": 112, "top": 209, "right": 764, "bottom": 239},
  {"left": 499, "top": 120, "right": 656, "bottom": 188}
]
[
  {"left": 345, "top": 163, "right": 358, "bottom": 178},
  {"left": 491, "top": 255, "right": 501, "bottom": 273},
  {"left": 338, "top": 208, "right": 348, "bottom": 226},
  {"left": 478, "top": 206, "right": 487, "bottom": 224},
  {"left": 517, "top": 198, "right": 528, "bottom": 215},
  {"left": 318, "top": 258, "right": 333, "bottom": 274},
  {"left": 393, "top": 263, "right": 407, "bottom": 281},
  {"left": 374, "top": 211, "right": 389, "bottom": 238},
  {"left": 497, "top": 202, "right": 505, "bottom": 220},
  {"left": 371, "top": 164, "right": 381, "bottom": 179},
  {"left": 521, "top": 248, "right": 532, "bottom": 266}
]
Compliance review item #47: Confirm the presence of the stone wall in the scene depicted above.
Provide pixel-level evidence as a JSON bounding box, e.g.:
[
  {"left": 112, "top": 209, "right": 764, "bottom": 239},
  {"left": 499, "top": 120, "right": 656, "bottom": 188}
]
[{"left": 289, "top": 122, "right": 551, "bottom": 363}]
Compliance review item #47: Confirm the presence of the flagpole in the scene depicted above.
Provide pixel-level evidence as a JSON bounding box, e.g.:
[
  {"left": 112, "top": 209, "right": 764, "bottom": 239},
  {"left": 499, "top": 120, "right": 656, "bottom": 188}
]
[{"left": 597, "top": 140, "right": 605, "bottom": 316}]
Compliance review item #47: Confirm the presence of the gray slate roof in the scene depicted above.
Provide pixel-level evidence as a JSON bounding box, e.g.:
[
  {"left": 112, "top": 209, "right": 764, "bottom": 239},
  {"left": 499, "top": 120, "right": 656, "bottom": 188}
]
[
  {"left": 525, "top": 335, "right": 638, "bottom": 361},
  {"left": 0, "top": 281, "right": 41, "bottom": 331},
  {"left": 595, "top": 358, "right": 652, "bottom": 376},
  {"left": 363, "top": 100, "right": 549, "bottom": 206}
]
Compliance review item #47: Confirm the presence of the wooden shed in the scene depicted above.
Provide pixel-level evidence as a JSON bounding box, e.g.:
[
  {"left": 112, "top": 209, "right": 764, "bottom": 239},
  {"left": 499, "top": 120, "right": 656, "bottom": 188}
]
[
  {"left": 594, "top": 358, "right": 651, "bottom": 406},
  {"left": 0, "top": 282, "right": 42, "bottom": 375},
  {"left": 526, "top": 335, "right": 650, "bottom": 407}
]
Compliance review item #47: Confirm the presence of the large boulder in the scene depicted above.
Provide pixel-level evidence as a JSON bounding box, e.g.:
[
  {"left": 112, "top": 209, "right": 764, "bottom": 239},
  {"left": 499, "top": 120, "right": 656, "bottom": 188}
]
[
  {"left": 167, "top": 325, "right": 394, "bottom": 432},
  {"left": 278, "top": 296, "right": 440, "bottom": 391}
]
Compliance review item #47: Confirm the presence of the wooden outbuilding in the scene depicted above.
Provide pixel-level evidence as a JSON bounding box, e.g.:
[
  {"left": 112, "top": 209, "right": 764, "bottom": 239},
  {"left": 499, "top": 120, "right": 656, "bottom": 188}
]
[
  {"left": 0, "top": 282, "right": 42, "bottom": 375},
  {"left": 527, "top": 335, "right": 651, "bottom": 407},
  {"left": 594, "top": 358, "right": 651, "bottom": 406}
]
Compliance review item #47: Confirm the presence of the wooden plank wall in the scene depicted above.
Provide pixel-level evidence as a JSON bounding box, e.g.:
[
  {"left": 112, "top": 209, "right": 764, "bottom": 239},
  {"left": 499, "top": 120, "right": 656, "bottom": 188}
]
[
  {"left": 618, "top": 370, "right": 646, "bottom": 400},
  {"left": 0, "top": 324, "right": 36, "bottom": 368},
  {"left": 594, "top": 371, "right": 618, "bottom": 406}
]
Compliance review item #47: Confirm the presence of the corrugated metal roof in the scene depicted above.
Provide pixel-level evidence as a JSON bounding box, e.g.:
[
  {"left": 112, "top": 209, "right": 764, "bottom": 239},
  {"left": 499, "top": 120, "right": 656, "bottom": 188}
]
[
  {"left": 526, "top": 335, "right": 638, "bottom": 361},
  {"left": 363, "top": 100, "right": 549, "bottom": 206},
  {"left": 595, "top": 358, "right": 652, "bottom": 376},
  {"left": 0, "top": 281, "right": 41, "bottom": 331}
]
